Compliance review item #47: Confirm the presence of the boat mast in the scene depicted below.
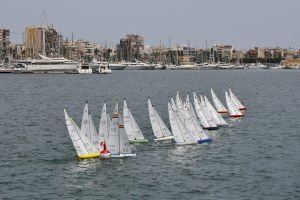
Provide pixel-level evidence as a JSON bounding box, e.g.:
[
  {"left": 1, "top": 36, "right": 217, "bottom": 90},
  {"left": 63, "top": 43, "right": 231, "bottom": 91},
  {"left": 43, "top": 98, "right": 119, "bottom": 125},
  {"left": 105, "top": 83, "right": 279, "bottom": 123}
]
[
  {"left": 42, "top": 27, "right": 46, "bottom": 56},
  {"left": 118, "top": 102, "right": 121, "bottom": 155}
]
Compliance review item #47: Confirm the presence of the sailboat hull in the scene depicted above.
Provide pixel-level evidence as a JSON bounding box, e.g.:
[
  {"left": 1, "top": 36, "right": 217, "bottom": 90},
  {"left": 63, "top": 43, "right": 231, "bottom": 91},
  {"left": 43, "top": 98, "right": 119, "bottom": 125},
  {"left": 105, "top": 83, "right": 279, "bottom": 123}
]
[
  {"left": 176, "top": 141, "right": 198, "bottom": 145},
  {"left": 100, "top": 152, "right": 111, "bottom": 159},
  {"left": 111, "top": 153, "right": 137, "bottom": 158},
  {"left": 203, "top": 126, "right": 219, "bottom": 130},
  {"left": 76, "top": 153, "right": 101, "bottom": 159},
  {"left": 129, "top": 139, "right": 149, "bottom": 144},
  {"left": 230, "top": 115, "right": 243, "bottom": 118},
  {"left": 154, "top": 136, "right": 174, "bottom": 141},
  {"left": 218, "top": 111, "right": 229, "bottom": 114},
  {"left": 197, "top": 138, "right": 213, "bottom": 144}
]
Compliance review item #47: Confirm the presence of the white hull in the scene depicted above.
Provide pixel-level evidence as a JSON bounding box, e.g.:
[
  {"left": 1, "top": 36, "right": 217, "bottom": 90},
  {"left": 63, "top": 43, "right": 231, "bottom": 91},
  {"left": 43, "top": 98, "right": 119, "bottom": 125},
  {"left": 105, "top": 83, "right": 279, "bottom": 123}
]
[
  {"left": 26, "top": 63, "right": 79, "bottom": 72},
  {"left": 176, "top": 141, "right": 198, "bottom": 145},
  {"left": 78, "top": 69, "right": 92, "bottom": 74},
  {"left": 125, "top": 65, "right": 152, "bottom": 70},
  {"left": 109, "top": 63, "right": 126, "bottom": 70},
  {"left": 111, "top": 153, "right": 136, "bottom": 158},
  {"left": 99, "top": 71, "right": 111, "bottom": 74},
  {"left": 100, "top": 153, "right": 111, "bottom": 159},
  {"left": 154, "top": 135, "right": 175, "bottom": 141}
]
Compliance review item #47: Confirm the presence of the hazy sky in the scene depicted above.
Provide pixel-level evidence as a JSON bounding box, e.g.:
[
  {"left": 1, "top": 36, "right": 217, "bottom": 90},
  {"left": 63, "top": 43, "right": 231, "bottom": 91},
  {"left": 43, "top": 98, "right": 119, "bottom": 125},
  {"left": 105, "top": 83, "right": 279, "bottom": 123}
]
[{"left": 1, "top": 0, "right": 299, "bottom": 49}]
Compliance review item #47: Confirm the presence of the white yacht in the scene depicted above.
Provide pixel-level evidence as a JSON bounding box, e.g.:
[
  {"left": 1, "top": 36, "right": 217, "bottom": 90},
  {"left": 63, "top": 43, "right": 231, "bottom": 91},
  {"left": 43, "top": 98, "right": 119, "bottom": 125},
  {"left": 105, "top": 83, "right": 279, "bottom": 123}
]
[
  {"left": 98, "top": 63, "right": 112, "bottom": 74},
  {"left": 18, "top": 54, "right": 79, "bottom": 73},
  {"left": 90, "top": 59, "right": 126, "bottom": 70},
  {"left": 124, "top": 60, "right": 153, "bottom": 70},
  {"left": 108, "top": 62, "right": 127, "bottom": 70},
  {"left": 218, "top": 62, "right": 235, "bottom": 69},
  {"left": 247, "top": 63, "right": 268, "bottom": 69},
  {"left": 77, "top": 64, "right": 93, "bottom": 74},
  {"left": 178, "top": 64, "right": 197, "bottom": 70},
  {"left": 165, "top": 64, "right": 178, "bottom": 70},
  {"left": 197, "top": 62, "right": 219, "bottom": 69},
  {"left": 150, "top": 63, "right": 164, "bottom": 70}
]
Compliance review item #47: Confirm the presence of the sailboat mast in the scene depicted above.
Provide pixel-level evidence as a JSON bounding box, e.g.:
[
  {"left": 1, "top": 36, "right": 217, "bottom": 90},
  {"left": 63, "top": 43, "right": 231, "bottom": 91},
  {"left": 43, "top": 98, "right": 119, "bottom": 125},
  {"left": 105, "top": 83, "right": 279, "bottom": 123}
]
[
  {"left": 118, "top": 102, "right": 121, "bottom": 154},
  {"left": 42, "top": 27, "right": 46, "bottom": 56}
]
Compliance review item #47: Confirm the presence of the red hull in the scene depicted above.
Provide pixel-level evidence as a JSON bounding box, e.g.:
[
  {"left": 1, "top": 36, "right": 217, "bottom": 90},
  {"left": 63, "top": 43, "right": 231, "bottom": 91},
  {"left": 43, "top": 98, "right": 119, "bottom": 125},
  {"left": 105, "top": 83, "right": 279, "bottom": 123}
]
[{"left": 230, "top": 115, "right": 243, "bottom": 118}]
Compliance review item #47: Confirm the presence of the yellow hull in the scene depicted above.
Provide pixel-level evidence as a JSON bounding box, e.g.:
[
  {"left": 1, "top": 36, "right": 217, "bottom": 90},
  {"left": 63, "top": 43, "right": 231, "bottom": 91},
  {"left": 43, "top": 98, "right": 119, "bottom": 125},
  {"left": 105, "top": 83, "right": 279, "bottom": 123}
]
[{"left": 77, "top": 152, "right": 101, "bottom": 159}]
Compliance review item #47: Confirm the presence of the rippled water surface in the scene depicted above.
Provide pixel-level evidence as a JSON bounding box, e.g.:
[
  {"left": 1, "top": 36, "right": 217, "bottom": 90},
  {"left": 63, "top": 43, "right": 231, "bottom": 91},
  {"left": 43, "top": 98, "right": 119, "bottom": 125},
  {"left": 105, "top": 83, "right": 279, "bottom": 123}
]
[{"left": 0, "top": 70, "right": 299, "bottom": 199}]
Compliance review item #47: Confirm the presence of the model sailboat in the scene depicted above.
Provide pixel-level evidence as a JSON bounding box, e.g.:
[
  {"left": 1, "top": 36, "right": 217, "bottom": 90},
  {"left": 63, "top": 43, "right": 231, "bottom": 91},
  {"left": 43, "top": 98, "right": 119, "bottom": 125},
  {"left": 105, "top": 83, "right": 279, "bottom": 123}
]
[
  {"left": 184, "top": 94, "right": 212, "bottom": 143},
  {"left": 225, "top": 91, "right": 243, "bottom": 118},
  {"left": 193, "top": 91, "right": 216, "bottom": 130},
  {"left": 199, "top": 94, "right": 219, "bottom": 129},
  {"left": 204, "top": 95, "right": 228, "bottom": 126},
  {"left": 64, "top": 109, "right": 100, "bottom": 159},
  {"left": 123, "top": 100, "right": 148, "bottom": 143},
  {"left": 81, "top": 103, "right": 100, "bottom": 150},
  {"left": 148, "top": 98, "right": 174, "bottom": 141},
  {"left": 108, "top": 102, "right": 136, "bottom": 158},
  {"left": 229, "top": 88, "right": 246, "bottom": 110},
  {"left": 98, "top": 102, "right": 111, "bottom": 158},
  {"left": 211, "top": 88, "right": 228, "bottom": 113},
  {"left": 168, "top": 102, "right": 197, "bottom": 145}
]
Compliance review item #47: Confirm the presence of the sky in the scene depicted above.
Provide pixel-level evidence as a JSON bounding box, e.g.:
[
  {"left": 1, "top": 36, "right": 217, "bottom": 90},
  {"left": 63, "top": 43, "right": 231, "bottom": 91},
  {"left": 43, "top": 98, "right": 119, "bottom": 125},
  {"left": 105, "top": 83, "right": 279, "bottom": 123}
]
[{"left": 1, "top": 0, "right": 300, "bottom": 49}]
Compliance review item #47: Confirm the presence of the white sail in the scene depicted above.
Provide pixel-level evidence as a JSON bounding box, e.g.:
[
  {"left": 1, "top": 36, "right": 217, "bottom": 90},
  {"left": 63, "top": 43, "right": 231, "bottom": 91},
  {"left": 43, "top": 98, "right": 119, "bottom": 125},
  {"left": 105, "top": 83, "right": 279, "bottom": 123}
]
[
  {"left": 167, "top": 103, "right": 187, "bottom": 144},
  {"left": 175, "top": 91, "right": 185, "bottom": 121},
  {"left": 229, "top": 88, "right": 246, "bottom": 110},
  {"left": 108, "top": 103, "right": 120, "bottom": 155},
  {"left": 200, "top": 95, "right": 218, "bottom": 127},
  {"left": 185, "top": 94, "right": 210, "bottom": 140},
  {"left": 204, "top": 95, "right": 228, "bottom": 126},
  {"left": 225, "top": 91, "right": 243, "bottom": 117},
  {"left": 176, "top": 91, "right": 184, "bottom": 110},
  {"left": 171, "top": 98, "right": 177, "bottom": 112},
  {"left": 80, "top": 103, "right": 100, "bottom": 149},
  {"left": 118, "top": 112, "right": 132, "bottom": 154},
  {"left": 89, "top": 114, "right": 100, "bottom": 150},
  {"left": 64, "top": 109, "right": 98, "bottom": 156},
  {"left": 171, "top": 104, "right": 196, "bottom": 144},
  {"left": 107, "top": 114, "right": 111, "bottom": 133},
  {"left": 193, "top": 92, "right": 211, "bottom": 129},
  {"left": 182, "top": 101, "right": 201, "bottom": 141},
  {"left": 148, "top": 99, "right": 173, "bottom": 140},
  {"left": 123, "top": 100, "right": 145, "bottom": 141},
  {"left": 211, "top": 88, "right": 228, "bottom": 113},
  {"left": 81, "top": 103, "right": 90, "bottom": 141},
  {"left": 99, "top": 102, "right": 109, "bottom": 143}
]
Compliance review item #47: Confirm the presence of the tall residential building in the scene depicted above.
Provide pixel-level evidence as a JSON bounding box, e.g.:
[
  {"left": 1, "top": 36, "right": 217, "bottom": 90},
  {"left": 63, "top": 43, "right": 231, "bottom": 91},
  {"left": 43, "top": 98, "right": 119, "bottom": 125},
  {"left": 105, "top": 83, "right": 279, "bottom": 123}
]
[
  {"left": 0, "top": 28, "right": 10, "bottom": 58},
  {"left": 246, "top": 47, "right": 265, "bottom": 59},
  {"left": 212, "top": 44, "right": 233, "bottom": 62},
  {"left": 24, "top": 26, "right": 63, "bottom": 58},
  {"left": 117, "top": 34, "right": 144, "bottom": 61}
]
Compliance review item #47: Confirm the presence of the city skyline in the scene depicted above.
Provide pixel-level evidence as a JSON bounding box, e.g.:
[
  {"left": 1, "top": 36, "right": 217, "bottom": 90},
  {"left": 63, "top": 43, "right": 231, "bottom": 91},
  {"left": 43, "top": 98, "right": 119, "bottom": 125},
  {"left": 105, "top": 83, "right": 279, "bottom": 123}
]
[{"left": 1, "top": 0, "right": 300, "bottom": 49}]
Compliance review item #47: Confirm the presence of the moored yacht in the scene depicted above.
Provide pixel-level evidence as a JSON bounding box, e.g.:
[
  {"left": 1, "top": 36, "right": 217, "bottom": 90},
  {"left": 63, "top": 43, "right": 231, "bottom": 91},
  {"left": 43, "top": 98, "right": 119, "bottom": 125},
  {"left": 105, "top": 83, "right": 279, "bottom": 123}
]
[
  {"left": 247, "top": 63, "right": 268, "bottom": 69},
  {"left": 178, "top": 63, "right": 197, "bottom": 70},
  {"left": 218, "top": 62, "right": 235, "bottom": 69},
  {"left": 90, "top": 59, "right": 126, "bottom": 71},
  {"left": 124, "top": 60, "right": 153, "bottom": 70},
  {"left": 17, "top": 54, "right": 79, "bottom": 73},
  {"left": 98, "top": 63, "right": 112, "bottom": 74},
  {"left": 77, "top": 63, "right": 92, "bottom": 74}
]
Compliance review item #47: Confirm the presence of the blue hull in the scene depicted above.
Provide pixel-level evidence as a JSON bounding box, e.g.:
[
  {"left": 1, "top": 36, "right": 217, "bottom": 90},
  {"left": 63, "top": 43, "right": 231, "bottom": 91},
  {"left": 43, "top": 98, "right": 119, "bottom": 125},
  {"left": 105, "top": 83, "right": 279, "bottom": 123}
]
[{"left": 198, "top": 138, "right": 213, "bottom": 144}]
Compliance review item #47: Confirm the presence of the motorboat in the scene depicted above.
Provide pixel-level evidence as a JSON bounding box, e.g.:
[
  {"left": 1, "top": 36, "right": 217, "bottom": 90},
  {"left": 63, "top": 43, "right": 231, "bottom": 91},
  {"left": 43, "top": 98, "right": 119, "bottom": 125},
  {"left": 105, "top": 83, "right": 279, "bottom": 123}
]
[{"left": 98, "top": 63, "right": 112, "bottom": 74}]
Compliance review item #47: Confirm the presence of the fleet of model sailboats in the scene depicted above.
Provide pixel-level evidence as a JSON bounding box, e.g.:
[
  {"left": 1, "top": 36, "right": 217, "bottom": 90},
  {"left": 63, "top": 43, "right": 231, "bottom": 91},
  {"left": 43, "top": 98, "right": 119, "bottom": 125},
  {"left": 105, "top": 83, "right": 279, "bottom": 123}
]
[{"left": 64, "top": 88, "right": 246, "bottom": 159}]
